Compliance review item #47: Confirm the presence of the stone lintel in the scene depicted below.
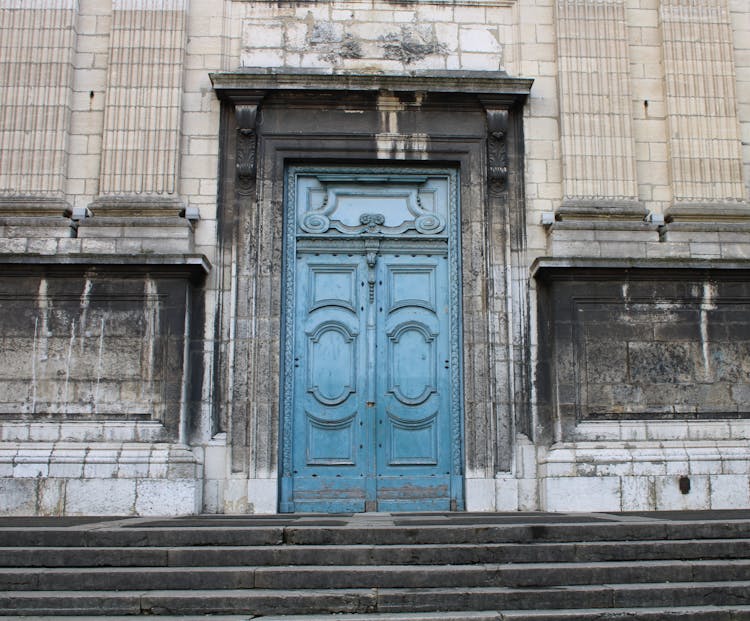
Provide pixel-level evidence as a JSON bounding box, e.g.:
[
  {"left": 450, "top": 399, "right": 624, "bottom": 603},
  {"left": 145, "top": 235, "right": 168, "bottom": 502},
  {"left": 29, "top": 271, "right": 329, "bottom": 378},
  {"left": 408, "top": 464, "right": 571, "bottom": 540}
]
[
  {"left": 210, "top": 69, "right": 533, "bottom": 107},
  {"left": 532, "top": 257, "right": 750, "bottom": 280},
  {"left": 666, "top": 201, "right": 750, "bottom": 223},
  {"left": 556, "top": 198, "right": 647, "bottom": 221}
]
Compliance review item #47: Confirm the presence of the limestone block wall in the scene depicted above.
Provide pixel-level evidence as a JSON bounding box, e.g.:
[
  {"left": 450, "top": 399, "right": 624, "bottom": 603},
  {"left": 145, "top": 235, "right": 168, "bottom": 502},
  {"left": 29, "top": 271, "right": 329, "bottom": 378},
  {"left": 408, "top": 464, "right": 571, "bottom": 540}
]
[
  {"left": 0, "top": 0, "right": 748, "bottom": 515},
  {"left": 0, "top": 0, "right": 203, "bottom": 517},
  {"left": 527, "top": 0, "right": 750, "bottom": 513},
  {"left": 227, "top": 0, "right": 515, "bottom": 73}
]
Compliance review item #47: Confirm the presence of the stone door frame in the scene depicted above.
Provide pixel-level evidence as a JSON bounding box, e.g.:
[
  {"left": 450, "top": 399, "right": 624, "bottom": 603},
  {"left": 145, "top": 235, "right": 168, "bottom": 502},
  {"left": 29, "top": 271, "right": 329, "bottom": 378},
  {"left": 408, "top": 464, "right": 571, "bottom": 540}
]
[{"left": 211, "top": 70, "right": 533, "bottom": 511}]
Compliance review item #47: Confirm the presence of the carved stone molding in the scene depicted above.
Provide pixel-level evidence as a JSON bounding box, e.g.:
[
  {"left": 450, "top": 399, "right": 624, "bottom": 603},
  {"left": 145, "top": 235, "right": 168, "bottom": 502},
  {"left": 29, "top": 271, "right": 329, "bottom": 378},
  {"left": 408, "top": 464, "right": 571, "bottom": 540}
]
[
  {"left": 485, "top": 108, "right": 509, "bottom": 197},
  {"left": 235, "top": 102, "right": 261, "bottom": 195}
]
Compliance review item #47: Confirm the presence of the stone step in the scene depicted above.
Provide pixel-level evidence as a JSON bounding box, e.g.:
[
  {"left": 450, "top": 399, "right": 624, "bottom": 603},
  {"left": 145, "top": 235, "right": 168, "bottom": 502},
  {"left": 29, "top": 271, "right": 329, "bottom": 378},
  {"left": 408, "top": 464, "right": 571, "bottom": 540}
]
[
  {"left": 3, "top": 582, "right": 750, "bottom": 616},
  {"left": 280, "top": 520, "right": 750, "bottom": 546},
  {"left": 12, "top": 611, "right": 750, "bottom": 621},
  {"left": 258, "top": 608, "right": 750, "bottom": 621},
  {"left": 2, "top": 518, "right": 750, "bottom": 548},
  {"left": 2, "top": 538, "right": 749, "bottom": 568},
  {"left": 3, "top": 559, "right": 750, "bottom": 591}
]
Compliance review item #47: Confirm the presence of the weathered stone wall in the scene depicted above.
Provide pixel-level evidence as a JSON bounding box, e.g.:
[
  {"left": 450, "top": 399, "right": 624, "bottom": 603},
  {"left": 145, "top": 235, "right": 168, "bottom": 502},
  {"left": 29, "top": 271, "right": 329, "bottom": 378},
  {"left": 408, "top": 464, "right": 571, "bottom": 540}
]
[
  {"left": 537, "top": 268, "right": 750, "bottom": 434},
  {"left": 0, "top": 273, "right": 188, "bottom": 425},
  {"left": 0, "top": 0, "right": 747, "bottom": 514}
]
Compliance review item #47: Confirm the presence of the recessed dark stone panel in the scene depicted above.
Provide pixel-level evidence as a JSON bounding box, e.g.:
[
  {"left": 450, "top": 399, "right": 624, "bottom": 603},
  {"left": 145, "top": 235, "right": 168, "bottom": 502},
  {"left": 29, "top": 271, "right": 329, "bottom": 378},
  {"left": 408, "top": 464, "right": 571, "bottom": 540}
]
[
  {"left": 535, "top": 265, "right": 750, "bottom": 437},
  {"left": 0, "top": 261, "right": 204, "bottom": 437}
]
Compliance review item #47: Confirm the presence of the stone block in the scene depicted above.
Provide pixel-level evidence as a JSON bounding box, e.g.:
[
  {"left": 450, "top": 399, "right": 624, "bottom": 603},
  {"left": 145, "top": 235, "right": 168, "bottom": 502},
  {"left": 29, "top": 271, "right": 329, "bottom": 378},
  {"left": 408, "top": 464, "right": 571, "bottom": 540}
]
[
  {"left": 517, "top": 477, "right": 539, "bottom": 511},
  {"left": 0, "top": 478, "right": 37, "bottom": 515},
  {"left": 135, "top": 479, "right": 201, "bottom": 516},
  {"left": 83, "top": 451, "right": 119, "bottom": 478},
  {"left": 654, "top": 474, "right": 710, "bottom": 510},
  {"left": 204, "top": 442, "right": 227, "bottom": 480},
  {"left": 224, "top": 478, "right": 249, "bottom": 514},
  {"left": 621, "top": 476, "right": 656, "bottom": 511},
  {"left": 38, "top": 479, "right": 65, "bottom": 516},
  {"left": 543, "top": 475, "right": 621, "bottom": 512},
  {"left": 64, "top": 478, "right": 136, "bottom": 515},
  {"left": 465, "top": 478, "right": 496, "bottom": 511},
  {"left": 494, "top": 475, "right": 519, "bottom": 511},
  {"left": 13, "top": 454, "right": 49, "bottom": 478},
  {"left": 710, "top": 474, "right": 750, "bottom": 509},
  {"left": 48, "top": 452, "right": 85, "bottom": 478},
  {"left": 246, "top": 478, "right": 277, "bottom": 514}
]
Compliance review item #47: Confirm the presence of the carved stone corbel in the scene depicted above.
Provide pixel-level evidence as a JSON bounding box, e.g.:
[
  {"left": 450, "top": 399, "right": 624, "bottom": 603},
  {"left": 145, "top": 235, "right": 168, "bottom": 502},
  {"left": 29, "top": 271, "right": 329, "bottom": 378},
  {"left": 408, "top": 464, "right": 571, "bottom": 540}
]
[
  {"left": 235, "top": 103, "right": 259, "bottom": 195},
  {"left": 486, "top": 108, "right": 509, "bottom": 197}
]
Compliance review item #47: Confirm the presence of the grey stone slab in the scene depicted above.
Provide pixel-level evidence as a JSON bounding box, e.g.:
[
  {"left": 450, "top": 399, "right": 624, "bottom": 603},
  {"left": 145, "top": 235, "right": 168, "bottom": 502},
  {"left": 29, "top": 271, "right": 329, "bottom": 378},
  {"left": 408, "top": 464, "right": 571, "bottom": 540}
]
[
  {"left": 10, "top": 617, "right": 252, "bottom": 621},
  {"left": 497, "top": 607, "right": 750, "bottom": 620},
  {"left": 140, "top": 589, "right": 377, "bottom": 616},
  {"left": 0, "top": 591, "right": 144, "bottom": 615},
  {"left": 0, "top": 527, "right": 284, "bottom": 548},
  {"left": 0, "top": 567, "right": 257, "bottom": 591},
  {"left": 0, "top": 547, "right": 168, "bottom": 568},
  {"left": 376, "top": 585, "right": 615, "bottom": 612},
  {"left": 258, "top": 614, "right": 503, "bottom": 621}
]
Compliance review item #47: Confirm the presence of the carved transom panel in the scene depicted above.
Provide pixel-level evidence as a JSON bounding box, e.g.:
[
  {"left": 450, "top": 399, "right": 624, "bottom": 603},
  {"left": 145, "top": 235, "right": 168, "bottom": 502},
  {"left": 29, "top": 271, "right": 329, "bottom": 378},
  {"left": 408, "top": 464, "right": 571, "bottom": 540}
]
[{"left": 295, "top": 174, "right": 449, "bottom": 237}]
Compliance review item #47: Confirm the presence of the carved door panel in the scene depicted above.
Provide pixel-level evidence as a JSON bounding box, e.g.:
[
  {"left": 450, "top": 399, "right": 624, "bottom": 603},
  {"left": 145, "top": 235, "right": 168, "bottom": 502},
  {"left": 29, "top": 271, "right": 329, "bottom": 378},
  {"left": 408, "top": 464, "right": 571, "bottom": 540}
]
[
  {"left": 281, "top": 169, "right": 463, "bottom": 513},
  {"left": 290, "top": 254, "right": 370, "bottom": 512},
  {"left": 375, "top": 254, "right": 453, "bottom": 511}
]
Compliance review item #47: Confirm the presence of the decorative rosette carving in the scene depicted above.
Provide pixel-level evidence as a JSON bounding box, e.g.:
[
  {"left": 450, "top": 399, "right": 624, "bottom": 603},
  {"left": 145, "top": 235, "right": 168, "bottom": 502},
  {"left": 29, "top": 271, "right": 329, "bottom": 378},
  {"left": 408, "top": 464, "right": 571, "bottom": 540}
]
[
  {"left": 415, "top": 213, "right": 445, "bottom": 234},
  {"left": 300, "top": 213, "right": 331, "bottom": 233},
  {"left": 360, "top": 212, "right": 386, "bottom": 232}
]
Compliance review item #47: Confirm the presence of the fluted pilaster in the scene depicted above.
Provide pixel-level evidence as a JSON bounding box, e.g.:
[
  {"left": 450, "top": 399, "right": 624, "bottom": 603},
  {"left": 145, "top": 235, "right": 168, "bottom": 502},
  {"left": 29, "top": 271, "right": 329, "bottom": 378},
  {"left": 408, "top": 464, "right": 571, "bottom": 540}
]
[
  {"left": 0, "top": 0, "right": 77, "bottom": 202},
  {"left": 556, "top": 0, "right": 639, "bottom": 210},
  {"left": 661, "top": 0, "right": 746, "bottom": 207},
  {"left": 98, "top": 0, "right": 188, "bottom": 202}
]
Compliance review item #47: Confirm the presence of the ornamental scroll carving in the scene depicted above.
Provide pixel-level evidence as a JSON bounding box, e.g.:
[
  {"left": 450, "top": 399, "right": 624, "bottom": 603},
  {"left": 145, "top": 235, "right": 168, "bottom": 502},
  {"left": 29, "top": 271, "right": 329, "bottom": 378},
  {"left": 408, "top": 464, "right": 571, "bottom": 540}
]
[
  {"left": 298, "top": 175, "right": 447, "bottom": 236},
  {"left": 235, "top": 104, "right": 259, "bottom": 196},
  {"left": 486, "top": 108, "right": 509, "bottom": 197}
]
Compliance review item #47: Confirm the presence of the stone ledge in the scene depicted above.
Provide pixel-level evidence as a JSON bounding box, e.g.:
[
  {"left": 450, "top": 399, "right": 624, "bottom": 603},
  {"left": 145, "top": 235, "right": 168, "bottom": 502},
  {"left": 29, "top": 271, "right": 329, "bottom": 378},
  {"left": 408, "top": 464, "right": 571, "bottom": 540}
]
[
  {"left": 89, "top": 195, "right": 185, "bottom": 218},
  {"left": 556, "top": 198, "right": 648, "bottom": 222},
  {"left": 0, "top": 475, "right": 202, "bottom": 516},
  {"left": 666, "top": 202, "right": 750, "bottom": 223},
  {"left": 0, "top": 217, "right": 75, "bottom": 240},
  {"left": 539, "top": 442, "right": 750, "bottom": 511},
  {"left": 531, "top": 256, "right": 750, "bottom": 279},
  {"left": 0, "top": 420, "right": 169, "bottom": 443},
  {"left": 574, "top": 419, "right": 750, "bottom": 443},
  {"left": 0, "top": 253, "right": 211, "bottom": 278},
  {"left": 0, "top": 442, "right": 201, "bottom": 481},
  {"left": 0, "top": 195, "right": 70, "bottom": 216},
  {"left": 211, "top": 68, "right": 534, "bottom": 106}
]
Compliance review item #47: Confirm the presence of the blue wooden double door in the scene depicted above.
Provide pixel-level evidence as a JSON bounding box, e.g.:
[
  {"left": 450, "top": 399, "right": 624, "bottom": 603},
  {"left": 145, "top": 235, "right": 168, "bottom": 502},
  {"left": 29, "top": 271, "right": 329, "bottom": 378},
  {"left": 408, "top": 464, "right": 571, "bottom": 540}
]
[{"left": 281, "top": 169, "right": 463, "bottom": 513}]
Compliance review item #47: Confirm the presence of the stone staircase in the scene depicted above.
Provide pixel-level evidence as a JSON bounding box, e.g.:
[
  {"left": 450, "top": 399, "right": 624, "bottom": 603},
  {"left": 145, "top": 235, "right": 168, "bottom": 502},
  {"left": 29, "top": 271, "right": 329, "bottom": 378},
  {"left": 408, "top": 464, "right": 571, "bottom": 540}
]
[{"left": 1, "top": 511, "right": 750, "bottom": 619}]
